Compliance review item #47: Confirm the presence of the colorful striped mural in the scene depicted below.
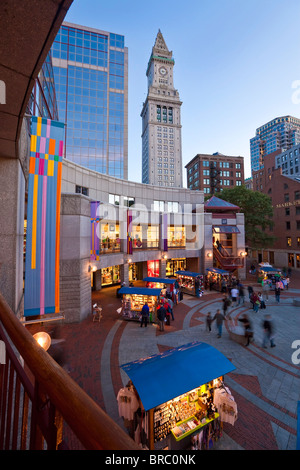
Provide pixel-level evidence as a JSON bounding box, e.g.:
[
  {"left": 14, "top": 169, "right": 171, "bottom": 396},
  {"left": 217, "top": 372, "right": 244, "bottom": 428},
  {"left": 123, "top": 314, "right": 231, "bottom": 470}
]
[
  {"left": 24, "top": 117, "right": 64, "bottom": 317},
  {"left": 90, "top": 201, "right": 100, "bottom": 261}
]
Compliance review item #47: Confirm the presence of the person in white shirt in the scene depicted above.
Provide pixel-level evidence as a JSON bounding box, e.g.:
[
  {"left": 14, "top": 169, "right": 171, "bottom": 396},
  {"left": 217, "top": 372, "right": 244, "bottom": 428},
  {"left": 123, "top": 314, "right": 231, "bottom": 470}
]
[{"left": 231, "top": 287, "right": 239, "bottom": 304}]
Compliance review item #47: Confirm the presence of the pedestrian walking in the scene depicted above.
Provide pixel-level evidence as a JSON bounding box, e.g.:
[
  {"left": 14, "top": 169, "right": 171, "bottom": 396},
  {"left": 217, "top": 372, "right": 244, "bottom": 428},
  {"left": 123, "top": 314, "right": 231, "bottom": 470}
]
[
  {"left": 238, "top": 283, "right": 245, "bottom": 305},
  {"left": 262, "top": 314, "right": 276, "bottom": 348},
  {"left": 258, "top": 292, "right": 266, "bottom": 309},
  {"left": 167, "top": 297, "right": 174, "bottom": 321},
  {"left": 164, "top": 300, "right": 171, "bottom": 325},
  {"left": 275, "top": 286, "right": 281, "bottom": 303},
  {"left": 262, "top": 280, "right": 270, "bottom": 301},
  {"left": 206, "top": 312, "right": 212, "bottom": 332},
  {"left": 140, "top": 302, "right": 149, "bottom": 327},
  {"left": 157, "top": 301, "right": 166, "bottom": 331},
  {"left": 222, "top": 294, "right": 231, "bottom": 317},
  {"left": 212, "top": 309, "right": 226, "bottom": 338},
  {"left": 231, "top": 286, "right": 239, "bottom": 305},
  {"left": 238, "top": 313, "right": 253, "bottom": 346},
  {"left": 248, "top": 285, "right": 253, "bottom": 300}
]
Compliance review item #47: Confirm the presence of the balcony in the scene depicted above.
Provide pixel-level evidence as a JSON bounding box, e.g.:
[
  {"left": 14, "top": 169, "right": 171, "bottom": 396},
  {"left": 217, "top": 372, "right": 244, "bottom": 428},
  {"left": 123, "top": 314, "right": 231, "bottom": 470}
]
[
  {"left": 213, "top": 246, "right": 244, "bottom": 271},
  {"left": 0, "top": 293, "right": 139, "bottom": 450}
]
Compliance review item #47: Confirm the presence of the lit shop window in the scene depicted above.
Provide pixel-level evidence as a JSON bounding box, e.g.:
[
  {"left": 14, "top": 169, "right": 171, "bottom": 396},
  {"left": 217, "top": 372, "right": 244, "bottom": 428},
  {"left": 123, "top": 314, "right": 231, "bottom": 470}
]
[{"left": 168, "top": 226, "right": 186, "bottom": 247}]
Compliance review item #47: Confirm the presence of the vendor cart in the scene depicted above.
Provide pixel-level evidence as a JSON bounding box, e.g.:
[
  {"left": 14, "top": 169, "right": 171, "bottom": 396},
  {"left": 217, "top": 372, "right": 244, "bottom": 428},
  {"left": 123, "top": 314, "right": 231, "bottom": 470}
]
[
  {"left": 118, "top": 286, "right": 161, "bottom": 322},
  {"left": 119, "top": 341, "right": 237, "bottom": 450},
  {"left": 175, "top": 271, "right": 204, "bottom": 296}
]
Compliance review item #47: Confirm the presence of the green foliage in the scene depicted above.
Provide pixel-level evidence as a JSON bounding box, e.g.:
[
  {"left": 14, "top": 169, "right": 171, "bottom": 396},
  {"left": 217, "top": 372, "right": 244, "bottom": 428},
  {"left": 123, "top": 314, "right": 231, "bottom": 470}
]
[{"left": 216, "top": 186, "right": 276, "bottom": 249}]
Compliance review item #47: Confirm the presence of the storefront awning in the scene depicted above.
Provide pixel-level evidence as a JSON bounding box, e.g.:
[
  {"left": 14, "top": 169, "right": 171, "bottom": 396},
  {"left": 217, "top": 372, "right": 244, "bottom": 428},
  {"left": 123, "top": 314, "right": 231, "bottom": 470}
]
[
  {"left": 176, "top": 271, "right": 202, "bottom": 277},
  {"left": 121, "top": 341, "right": 236, "bottom": 411},
  {"left": 143, "top": 277, "right": 176, "bottom": 284},
  {"left": 206, "top": 268, "right": 229, "bottom": 275},
  {"left": 213, "top": 225, "right": 240, "bottom": 233},
  {"left": 118, "top": 287, "right": 162, "bottom": 296}
]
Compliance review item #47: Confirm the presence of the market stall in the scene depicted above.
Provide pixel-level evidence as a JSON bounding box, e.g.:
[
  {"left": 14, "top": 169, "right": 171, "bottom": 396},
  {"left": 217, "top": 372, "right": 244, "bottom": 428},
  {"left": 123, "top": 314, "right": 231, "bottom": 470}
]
[
  {"left": 175, "top": 271, "right": 204, "bottom": 297},
  {"left": 119, "top": 341, "right": 237, "bottom": 450},
  {"left": 118, "top": 286, "right": 161, "bottom": 322},
  {"left": 257, "top": 264, "right": 282, "bottom": 288},
  {"left": 143, "top": 277, "right": 177, "bottom": 302},
  {"left": 206, "top": 267, "right": 230, "bottom": 291}
]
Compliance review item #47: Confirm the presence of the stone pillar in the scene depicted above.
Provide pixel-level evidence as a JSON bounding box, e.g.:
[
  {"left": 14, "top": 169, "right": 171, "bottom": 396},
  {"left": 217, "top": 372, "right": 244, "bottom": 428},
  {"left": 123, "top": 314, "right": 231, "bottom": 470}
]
[
  {"left": 59, "top": 193, "right": 91, "bottom": 323},
  {"left": 0, "top": 118, "right": 28, "bottom": 316},
  {"left": 160, "top": 259, "right": 166, "bottom": 277},
  {"left": 120, "top": 263, "right": 129, "bottom": 286}
]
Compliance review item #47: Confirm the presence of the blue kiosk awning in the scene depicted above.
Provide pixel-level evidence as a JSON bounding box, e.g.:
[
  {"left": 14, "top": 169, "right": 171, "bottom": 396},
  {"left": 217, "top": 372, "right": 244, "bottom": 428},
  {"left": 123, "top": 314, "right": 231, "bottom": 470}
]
[
  {"left": 176, "top": 271, "right": 202, "bottom": 277},
  {"left": 118, "top": 286, "right": 162, "bottom": 296},
  {"left": 206, "top": 267, "right": 229, "bottom": 275},
  {"left": 259, "top": 266, "right": 281, "bottom": 273},
  {"left": 121, "top": 341, "right": 236, "bottom": 411},
  {"left": 143, "top": 277, "right": 176, "bottom": 284}
]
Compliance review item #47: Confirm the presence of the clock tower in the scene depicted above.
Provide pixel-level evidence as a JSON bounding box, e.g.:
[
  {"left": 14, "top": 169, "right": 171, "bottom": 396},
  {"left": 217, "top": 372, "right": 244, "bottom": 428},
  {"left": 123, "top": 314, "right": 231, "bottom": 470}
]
[{"left": 141, "top": 30, "right": 183, "bottom": 188}]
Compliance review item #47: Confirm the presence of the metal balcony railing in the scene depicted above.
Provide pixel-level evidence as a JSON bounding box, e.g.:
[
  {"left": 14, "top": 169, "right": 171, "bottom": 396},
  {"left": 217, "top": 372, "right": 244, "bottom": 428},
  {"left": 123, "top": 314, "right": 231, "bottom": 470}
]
[
  {"left": 213, "top": 246, "right": 244, "bottom": 269},
  {"left": 0, "top": 292, "right": 139, "bottom": 450}
]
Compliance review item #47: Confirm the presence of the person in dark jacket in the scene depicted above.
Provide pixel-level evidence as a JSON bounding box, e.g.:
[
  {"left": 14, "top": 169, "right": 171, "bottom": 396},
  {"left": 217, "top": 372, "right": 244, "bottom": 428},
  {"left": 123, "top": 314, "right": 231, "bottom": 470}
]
[
  {"left": 157, "top": 302, "right": 166, "bottom": 331},
  {"left": 262, "top": 314, "right": 276, "bottom": 348},
  {"left": 212, "top": 309, "right": 226, "bottom": 338},
  {"left": 238, "top": 314, "right": 253, "bottom": 346},
  {"left": 140, "top": 302, "right": 149, "bottom": 328}
]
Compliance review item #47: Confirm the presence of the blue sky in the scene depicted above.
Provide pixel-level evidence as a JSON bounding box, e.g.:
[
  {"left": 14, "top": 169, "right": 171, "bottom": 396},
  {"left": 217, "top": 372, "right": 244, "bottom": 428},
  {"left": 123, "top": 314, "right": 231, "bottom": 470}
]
[{"left": 65, "top": 0, "right": 300, "bottom": 185}]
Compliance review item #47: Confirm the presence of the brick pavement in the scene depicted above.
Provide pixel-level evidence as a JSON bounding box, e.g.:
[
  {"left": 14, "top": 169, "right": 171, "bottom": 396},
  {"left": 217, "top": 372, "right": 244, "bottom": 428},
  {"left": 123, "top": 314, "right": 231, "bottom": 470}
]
[{"left": 26, "top": 268, "right": 300, "bottom": 450}]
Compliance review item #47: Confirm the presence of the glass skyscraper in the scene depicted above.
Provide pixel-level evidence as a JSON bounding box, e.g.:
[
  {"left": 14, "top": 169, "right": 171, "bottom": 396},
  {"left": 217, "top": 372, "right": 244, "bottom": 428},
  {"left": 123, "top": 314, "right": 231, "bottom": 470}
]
[
  {"left": 51, "top": 22, "right": 128, "bottom": 179},
  {"left": 250, "top": 115, "right": 300, "bottom": 173}
]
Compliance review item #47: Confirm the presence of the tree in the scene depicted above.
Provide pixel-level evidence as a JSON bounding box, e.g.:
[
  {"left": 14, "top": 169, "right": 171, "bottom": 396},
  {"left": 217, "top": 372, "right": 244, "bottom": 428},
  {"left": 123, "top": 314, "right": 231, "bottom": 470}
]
[{"left": 216, "top": 186, "right": 276, "bottom": 249}]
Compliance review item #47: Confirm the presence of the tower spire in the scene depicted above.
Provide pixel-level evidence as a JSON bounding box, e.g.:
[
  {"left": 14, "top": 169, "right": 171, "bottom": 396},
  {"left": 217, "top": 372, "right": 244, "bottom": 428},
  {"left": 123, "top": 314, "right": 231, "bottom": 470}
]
[{"left": 152, "top": 29, "right": 172, "bottom": 59}]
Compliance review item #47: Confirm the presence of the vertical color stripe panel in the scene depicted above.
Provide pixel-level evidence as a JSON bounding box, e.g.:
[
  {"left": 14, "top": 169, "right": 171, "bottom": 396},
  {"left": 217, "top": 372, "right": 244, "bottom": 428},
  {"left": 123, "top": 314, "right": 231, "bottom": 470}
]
[
  {"left": 31, "top": 174, "right": 38, "bottom": 269},
  {"left": 40, "top": 175, "right": 47, "bottom": 315}
]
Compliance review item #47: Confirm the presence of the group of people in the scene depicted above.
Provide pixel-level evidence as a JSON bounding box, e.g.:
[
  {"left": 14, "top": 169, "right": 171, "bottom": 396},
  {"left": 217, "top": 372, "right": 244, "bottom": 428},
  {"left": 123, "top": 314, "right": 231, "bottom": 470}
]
[{"left": 140, "top": 297, "right": 175, "bottom": 331}]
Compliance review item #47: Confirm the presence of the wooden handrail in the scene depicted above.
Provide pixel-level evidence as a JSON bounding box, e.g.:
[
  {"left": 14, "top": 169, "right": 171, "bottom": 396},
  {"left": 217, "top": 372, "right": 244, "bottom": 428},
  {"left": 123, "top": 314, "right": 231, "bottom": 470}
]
[{"left": 0, "top": 292, "right": 140, "bottom": 450}]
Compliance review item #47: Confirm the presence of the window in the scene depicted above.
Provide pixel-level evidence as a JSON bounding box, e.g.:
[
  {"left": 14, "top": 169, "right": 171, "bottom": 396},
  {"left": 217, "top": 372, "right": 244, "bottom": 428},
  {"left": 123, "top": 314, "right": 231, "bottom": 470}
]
[
  {"left": 76, "top": 185, "right": 89, "bottom": 196},
  {"left": 286, "top": 221, "right": 291, "bottom": 230},
  {"left": 284, "top": 193, "right": 289, "bottom": 202},
  {"left": 285, "top": 208, "right": 290, "bottom": 216},
  {"left": 167, "top": 201, "right": 179, "bottom": 213},
  {"left": 124, "top": 196, "right": 135, "bottom": 207},
  {"left": 153, "top": 200, "right": 164, "bottom": 211},
  {"left": 287, "top": 237, "right": 292, "bottom": 247},
  {"left": 295, "top": 191, "right": 300, "bottom": 200},
  {"left": 297, "top": 221, "right": 300, "bottom": 230},
  {"left": 236, "top": 163, "right": 241, "bottom": 169},
  {"left": 109, "top": 193, "right": 120, "bottom": 205}
]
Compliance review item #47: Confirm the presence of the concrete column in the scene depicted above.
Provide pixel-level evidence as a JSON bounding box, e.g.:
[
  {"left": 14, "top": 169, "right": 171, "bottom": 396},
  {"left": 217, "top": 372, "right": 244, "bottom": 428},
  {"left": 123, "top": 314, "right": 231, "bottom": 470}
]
[
  {"left": 0, "top": 157, "right": 25, "bottom": 315},
  {"left": 0, "top": 118, "right": 28, "bottom": 316},
  {"left": 59, "top": 193, "right": 91, "bottom": 323},
  {"left": 120, "top": 263, "right": 129, "bottom": 286}
]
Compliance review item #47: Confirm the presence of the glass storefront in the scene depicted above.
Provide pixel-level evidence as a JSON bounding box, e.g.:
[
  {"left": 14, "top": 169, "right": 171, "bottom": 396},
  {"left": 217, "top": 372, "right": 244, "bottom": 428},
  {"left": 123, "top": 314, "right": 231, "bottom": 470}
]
[
  {"left": 168, "top": 226, "right": 185, "bottom": 248},
  {"left": 166, "top": 258, "right": 186, "bottom": 277},
  {"left": 101, "top": 265, "right": 120, "bottom": 286},
  {"left": 100, "top": 223, "right": 120, "bottom": 253},
  {"left": 132, "top": 225, "right": 159, "bottom": 249}
]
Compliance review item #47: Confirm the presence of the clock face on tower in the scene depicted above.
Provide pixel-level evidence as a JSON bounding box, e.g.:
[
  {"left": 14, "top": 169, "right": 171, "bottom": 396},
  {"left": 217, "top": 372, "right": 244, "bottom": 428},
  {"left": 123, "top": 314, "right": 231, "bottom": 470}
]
[{"left": 159, "top": 66, "right": 167, "bottom": 76}]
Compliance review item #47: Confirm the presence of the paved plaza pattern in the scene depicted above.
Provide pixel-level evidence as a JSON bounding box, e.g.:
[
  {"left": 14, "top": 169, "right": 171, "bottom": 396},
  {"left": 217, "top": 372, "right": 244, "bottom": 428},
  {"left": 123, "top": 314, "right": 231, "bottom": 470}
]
[{"left": 28, "top": 273, "right": 300, "bottom": 451}]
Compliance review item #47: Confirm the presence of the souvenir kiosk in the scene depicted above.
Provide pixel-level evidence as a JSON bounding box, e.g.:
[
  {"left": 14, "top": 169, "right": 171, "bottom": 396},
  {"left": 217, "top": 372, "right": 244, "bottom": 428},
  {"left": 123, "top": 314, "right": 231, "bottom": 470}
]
[
  {"left": 118, "top": 286, "right": 161, "bottom": 323},
  {"left": 143, "top": 277, "right": 177, "bottom": 301},
  {"left": 206, "top": 267, "right": 229, "bottom": 291},
  {"left": 119, "top": 341, "right": 237, "bottom": 450},
  {"left": 175, "top": 271, "right": 204, "bottom": 296},
  {"left": 257, "top": 264, "right": 282, "bottom": 288}
]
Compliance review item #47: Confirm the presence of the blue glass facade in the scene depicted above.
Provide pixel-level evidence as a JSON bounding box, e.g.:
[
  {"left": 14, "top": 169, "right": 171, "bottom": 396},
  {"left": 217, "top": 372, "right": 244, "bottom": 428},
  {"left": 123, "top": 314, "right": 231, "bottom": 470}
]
[
  {"left": 51, "top": 23, "right": 128, "bottom": 179},
  {"left": 250, "top": 116, "right": 300, "bottom": 173}
]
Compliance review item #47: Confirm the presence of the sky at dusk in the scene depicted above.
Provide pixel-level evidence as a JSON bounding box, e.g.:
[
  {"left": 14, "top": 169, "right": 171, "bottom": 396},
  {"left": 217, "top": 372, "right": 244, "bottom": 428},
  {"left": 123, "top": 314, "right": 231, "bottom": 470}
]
[{"left": 65, "top": 0, "right": 300, "bottom": 185}]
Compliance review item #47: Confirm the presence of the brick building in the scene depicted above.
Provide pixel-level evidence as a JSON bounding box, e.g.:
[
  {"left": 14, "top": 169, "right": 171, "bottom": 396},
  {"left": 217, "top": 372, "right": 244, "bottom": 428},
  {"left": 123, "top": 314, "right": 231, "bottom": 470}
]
[
  {"left": 251, "top": 150, "right": 300, "bottom": 268},
  {"left": 185, "top": 152, "right": 244, "bottom": 194}
]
